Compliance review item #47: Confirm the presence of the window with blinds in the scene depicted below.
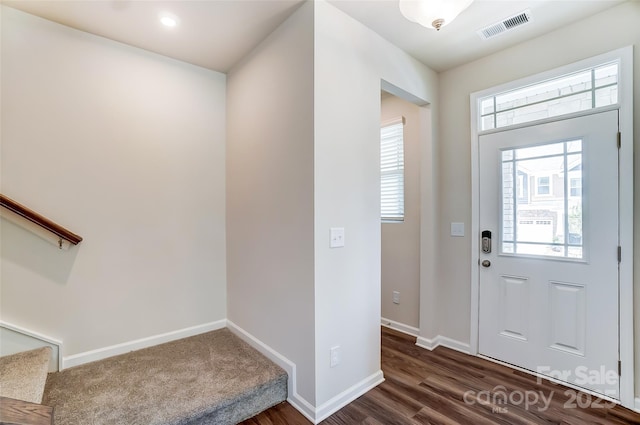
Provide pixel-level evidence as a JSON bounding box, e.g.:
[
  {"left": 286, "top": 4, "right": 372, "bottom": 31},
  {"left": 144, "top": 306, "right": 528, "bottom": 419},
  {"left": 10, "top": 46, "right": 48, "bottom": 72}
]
[{"left": 380, "top": 117, "right": 405, "bottom": 221}]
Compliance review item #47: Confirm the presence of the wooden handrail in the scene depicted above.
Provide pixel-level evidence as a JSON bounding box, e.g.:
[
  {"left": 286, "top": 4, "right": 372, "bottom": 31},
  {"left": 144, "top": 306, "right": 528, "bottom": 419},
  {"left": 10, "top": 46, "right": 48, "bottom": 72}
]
[{"left": 0, "top": 194, "right": 83, "bottom": 245}]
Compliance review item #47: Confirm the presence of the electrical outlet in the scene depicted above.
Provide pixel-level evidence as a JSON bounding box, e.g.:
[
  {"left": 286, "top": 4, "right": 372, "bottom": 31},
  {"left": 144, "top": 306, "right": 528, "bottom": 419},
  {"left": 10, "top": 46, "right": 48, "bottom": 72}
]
[
  {"left": 393, "top": 291, "right": 400, "bottom": 304},
  {"left": 330, "top": 346, "right": 341, "bottom": 367}
]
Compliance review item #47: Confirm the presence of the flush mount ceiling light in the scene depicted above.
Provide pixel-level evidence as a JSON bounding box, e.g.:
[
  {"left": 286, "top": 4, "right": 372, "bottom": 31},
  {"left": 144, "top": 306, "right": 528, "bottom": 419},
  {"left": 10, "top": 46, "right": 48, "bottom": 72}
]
[{"left": 399, "top": 0, "right": 474, "bottom": 31}]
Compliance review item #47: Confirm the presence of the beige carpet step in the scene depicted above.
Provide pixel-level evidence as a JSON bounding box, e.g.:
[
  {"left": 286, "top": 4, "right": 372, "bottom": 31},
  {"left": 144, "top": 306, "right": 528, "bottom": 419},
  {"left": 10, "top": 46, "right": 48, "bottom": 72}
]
[
  {"left": 43, "top": 328, "right": 287, "bottom": 425},
  {"left": 0, "top": 346, "right": 52, "bottom": 404}
]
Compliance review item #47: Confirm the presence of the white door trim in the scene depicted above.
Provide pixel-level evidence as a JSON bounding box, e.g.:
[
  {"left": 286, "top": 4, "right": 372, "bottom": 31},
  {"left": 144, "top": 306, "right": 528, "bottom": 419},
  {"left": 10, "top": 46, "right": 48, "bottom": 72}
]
[{"left": 469, "top": 46, "right": 634, "bottom": 408}]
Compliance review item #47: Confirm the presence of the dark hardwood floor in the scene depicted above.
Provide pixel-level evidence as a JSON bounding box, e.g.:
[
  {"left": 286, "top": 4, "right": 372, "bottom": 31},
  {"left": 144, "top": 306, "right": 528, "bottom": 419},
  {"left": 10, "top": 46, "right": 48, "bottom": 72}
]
[
  {"left": 0, "top": 396, "right": 54, "bottom": 425},
  {"left": 241, "top": 327, "right": 640, "bottom": 424}
]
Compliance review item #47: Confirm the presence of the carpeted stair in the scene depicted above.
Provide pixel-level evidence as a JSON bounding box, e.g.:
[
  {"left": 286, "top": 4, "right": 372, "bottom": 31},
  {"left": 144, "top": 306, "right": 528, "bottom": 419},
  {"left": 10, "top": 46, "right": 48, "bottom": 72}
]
[
  {"left": 42, "top": 328, "right": 287, "bottom": 425},
  {"left": 0, "top": 346, "right": 52, "bottom": 404}
]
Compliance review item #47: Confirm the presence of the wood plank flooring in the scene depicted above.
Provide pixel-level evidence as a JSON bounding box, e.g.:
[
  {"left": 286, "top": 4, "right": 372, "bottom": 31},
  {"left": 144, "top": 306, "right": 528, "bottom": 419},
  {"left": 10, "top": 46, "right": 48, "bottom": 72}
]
[
  {"left": 241, "top": 327, "right": 640, "bottom": 424},
  {"left": 0, "top": 396, "right": 54, "bottom": 425}
]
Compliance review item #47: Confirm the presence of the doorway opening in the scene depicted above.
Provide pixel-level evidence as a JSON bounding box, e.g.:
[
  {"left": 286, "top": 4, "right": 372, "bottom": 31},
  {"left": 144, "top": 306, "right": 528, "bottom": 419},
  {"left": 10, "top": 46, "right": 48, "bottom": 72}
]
[
  {"left": 379, "top": 82, "right": 436, "bottom": 343},
  {"left": 380, "top": 91, "right": 421, "bottom": 336}
]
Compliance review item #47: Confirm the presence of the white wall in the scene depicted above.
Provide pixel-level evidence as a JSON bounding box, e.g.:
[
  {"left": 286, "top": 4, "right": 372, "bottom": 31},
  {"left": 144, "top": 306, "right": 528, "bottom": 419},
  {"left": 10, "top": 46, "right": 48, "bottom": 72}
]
[
  {"left": 313, "top": 0, "right": 438, "bottom": 410},
  {"left": 228, "top": 1, "right": 439, "bottom": 417},
  {"left": 436, "top": 0, "right": 640, "bottom": 398},
  {"left": 0, "top": 6, "right": 227, "bottom": 358},
  {"left": 381, "top": 95, "right": 421, "bottom": 329},
  {"left": 226, "top": 1, "right": 316, "bottom": 405}
]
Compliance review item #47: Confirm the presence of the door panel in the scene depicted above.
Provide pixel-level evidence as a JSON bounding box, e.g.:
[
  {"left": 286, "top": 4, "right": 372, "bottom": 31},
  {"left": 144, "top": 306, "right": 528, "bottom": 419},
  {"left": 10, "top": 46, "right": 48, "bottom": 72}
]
[
  {"left": 498, "top": 275, "right": 529, "bottom": 341},
  {"left": 478, "top": 110, "right": 619, "bottom": 399},
  {"left": 548, "top": 281, "right": 585, "bottom": 356}
]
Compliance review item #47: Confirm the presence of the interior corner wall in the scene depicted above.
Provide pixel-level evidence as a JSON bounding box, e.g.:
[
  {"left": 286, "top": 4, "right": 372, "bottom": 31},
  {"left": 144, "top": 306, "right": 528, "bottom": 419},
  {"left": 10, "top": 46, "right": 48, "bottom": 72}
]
[
  {"left": 436, "top": 0, "right": 640, "bottom": 397},
  {"left": 313, "top": 0, "right": 438, "bottom": 408},
  {"left": 0, "top": 6, "right": 227, "bottom": 356},
  {"left": 381, "top": 96, "right": 421, "bottom": 329},
  {"left": 226, "top": 1, "right": 316, "bottom": 405}
]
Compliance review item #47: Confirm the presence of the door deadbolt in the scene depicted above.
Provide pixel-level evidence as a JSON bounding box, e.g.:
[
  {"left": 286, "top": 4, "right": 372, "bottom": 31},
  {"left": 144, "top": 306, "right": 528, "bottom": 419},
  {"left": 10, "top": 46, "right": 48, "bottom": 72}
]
[{"left": 482, "top": 230, "right": 492, "bottom": 253}]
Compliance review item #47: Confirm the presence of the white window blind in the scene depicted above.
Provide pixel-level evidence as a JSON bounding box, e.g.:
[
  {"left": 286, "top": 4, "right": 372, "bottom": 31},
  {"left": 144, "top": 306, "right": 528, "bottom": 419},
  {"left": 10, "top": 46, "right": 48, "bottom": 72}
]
[{"left": 381, "top": 117, "right": 405, "bottom": 221}]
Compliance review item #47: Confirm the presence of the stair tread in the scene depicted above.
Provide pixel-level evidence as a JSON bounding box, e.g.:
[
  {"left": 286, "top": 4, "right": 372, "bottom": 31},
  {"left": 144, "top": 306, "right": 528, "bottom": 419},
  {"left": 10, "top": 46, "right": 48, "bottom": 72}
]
[
  {"left": 43, "top": 328, "right": 287, "bottom": 425},
  {"left": 0, "top": 346, "right": 51, "bottom": 404}
]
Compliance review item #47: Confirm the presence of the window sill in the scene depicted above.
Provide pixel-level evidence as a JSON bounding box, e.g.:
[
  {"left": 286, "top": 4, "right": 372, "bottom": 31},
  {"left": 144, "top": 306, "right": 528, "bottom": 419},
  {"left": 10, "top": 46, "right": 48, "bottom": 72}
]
[{"left": 382, "top": 219, "right": 404, "bottom": 224}]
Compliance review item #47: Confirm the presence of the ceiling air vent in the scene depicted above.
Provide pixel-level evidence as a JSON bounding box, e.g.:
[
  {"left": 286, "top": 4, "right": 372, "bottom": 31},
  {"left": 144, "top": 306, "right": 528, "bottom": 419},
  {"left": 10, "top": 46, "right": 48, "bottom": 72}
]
[{"left": 477, "top": 10, "right": 531, "bottom": 40}]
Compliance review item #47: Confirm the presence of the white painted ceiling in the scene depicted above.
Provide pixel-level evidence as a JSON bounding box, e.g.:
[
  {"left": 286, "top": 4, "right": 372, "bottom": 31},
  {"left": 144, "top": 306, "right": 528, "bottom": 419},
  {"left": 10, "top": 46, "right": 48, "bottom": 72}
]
[
  {"left": 2, "top": 0, "right": 626, "bottom": 73},
  {"left": 2, "top": 0, "right": 306, "bottom": 72},
  {"left": 329, "top": 0, "right": 625, "bottom": 72}
]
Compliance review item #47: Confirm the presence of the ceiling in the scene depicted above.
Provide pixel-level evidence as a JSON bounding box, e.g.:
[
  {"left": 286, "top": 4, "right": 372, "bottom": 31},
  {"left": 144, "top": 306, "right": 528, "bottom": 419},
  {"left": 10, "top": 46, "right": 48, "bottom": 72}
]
[
  {"left": 329, "top": 0, "right": 625, "bottom": 72},
  {"left": 2, "top": 0, "right": 626, "bottom": 73},
  {"left": 1, "top": 0, "right": 306, "bottom": 73}
]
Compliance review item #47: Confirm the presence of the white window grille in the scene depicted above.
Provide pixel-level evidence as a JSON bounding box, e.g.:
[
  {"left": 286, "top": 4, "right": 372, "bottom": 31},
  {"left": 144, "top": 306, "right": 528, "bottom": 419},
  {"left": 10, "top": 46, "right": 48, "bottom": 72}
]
[{"left": 480, "top": 62, "right": 619, "bottom": 131}]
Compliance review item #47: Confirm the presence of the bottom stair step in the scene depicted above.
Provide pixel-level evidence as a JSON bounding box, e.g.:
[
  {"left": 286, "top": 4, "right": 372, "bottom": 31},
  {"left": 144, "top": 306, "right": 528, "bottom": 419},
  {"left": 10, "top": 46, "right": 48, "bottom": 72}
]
[
  {"left": 0, "top": 346, "right": 52, "bottom": 404},
  {"left": 43, "top": 328, "right": 287, "bottom": 425}
]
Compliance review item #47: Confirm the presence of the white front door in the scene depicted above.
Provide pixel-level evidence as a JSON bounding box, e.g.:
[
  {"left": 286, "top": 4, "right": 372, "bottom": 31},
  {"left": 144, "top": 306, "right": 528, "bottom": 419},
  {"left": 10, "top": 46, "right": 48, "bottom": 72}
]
[{"left": 478, "top": 110, "right": 620, "bottom": 399}]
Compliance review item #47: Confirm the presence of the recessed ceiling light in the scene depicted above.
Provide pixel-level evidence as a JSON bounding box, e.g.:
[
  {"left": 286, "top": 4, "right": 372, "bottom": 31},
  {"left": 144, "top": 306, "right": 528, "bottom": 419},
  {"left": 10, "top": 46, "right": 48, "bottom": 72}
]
[{"left": 160, "top": 14, "right": 178, "bottom": 28}]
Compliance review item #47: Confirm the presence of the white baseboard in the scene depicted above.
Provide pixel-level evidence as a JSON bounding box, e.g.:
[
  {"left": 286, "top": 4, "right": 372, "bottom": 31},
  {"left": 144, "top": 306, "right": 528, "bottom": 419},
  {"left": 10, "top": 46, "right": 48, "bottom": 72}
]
[
  {"left": 62, "top": 320, "right": 226, "bottom": 370},
  {"left": 635, "top": 397, "right": 640, "bottom": 413},
  {"left": 315, "top": 370, "right": 385, "bottom": 423},
  {"left": 19, "top": 317, "right": 388, "bottom": 423},
  {"left": 380, "top": 317, "right": 419, "bottom": 337},
  {"left": 227, "top": 320, "right": 384, "bottom": 424},
  {"left": 416, "top": 334, "right": 470, "bottom": 354},
  {"left": 226, "top": 320, "right": 316, "bottom": 423}
]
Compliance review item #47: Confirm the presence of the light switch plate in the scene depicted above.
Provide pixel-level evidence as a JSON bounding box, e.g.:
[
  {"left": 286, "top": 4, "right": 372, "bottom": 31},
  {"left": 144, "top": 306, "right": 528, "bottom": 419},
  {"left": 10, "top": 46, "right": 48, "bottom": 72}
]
[
  {"left": 451, "top": 222, "right": 465, "bottom": 237},
  {"left": 330, "top": 227, "right": 345, "bottom": 248}
]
